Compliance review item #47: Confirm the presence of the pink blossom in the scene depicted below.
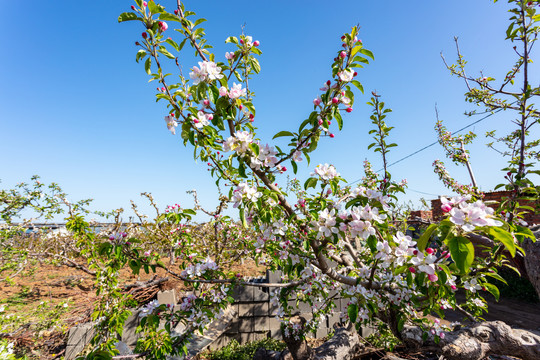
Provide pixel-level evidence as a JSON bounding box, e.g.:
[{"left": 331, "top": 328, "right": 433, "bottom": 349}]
[
  {"left": 219, "top": 86, "right": 228, "bottom": 97},
  {"left": 229, "top": 82, "right": 246, "bottom": 99},
  {"left": 225, "top": 52, "right": 235, "bottom": 60},
  {"left": 159, "top": 21, "right": 168, "bottom": 32}
]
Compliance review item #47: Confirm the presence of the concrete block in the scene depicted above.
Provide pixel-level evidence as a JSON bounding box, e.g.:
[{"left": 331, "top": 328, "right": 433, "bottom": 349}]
[
  {"left": 269, "top": 317, "right": 282, "bottom": 331},
  {"left": 266, "top": 269, "right": 282, "bottom": 284},
  {"left": 239, "top": 318, "right": 254, "bottom": 333},
  {"left": 157, "top": 289, "right": 177, "bottom": 306},
  {"left": 270, "top": 328, "right": 283, "bottom": 340},
  {"left": 269, "top": 301, "right": 280, "bottom": 316},
  {"left": 66, "top": 323, "right": 95, "bottom": 359},
  {"left": 122, "top": 310, "right": 141, "bottom": 347},
  {"left": 252, "top": 302, "right": 269, "bottom": 317},
  {"left": 361, "top": 323, "right": 377, "bottom": 338},
  {"left": 253, "top": 316, "right": 269, "bottom": 332},
  {"left": 253, "top": 287, "right": 269, "bottom": 302},
  {"left": 238, "top": 303, "right": 254, "bottom": 317},
  {"left": 316, "top": 327, "right": 329, "bottom": 339},
  {"left": 224, "top": 317, "right": 240, "bottom": 334},
  {"left": 233, "top": 285, "right": 254, "bottom": 302},
  {"left": 327, "top": 312, "right": 341, "bottom": 329},
  {"left": 239, "top": 332, "right": 267, "bottom": 345}
]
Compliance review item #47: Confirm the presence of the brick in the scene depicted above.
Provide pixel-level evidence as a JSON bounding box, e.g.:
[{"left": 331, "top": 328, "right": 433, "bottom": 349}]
[
  {"left": 239, "top": 332, "right": 266, "bottom": 345},
  {"left": 270, "top": 328, "right": 283, "bottom": 340},
  {"left": 253, "top": 316, "right": 269, "bottom": 332},
  {"left": 327, "top": 312, "right": 341, "bottom": 329}
]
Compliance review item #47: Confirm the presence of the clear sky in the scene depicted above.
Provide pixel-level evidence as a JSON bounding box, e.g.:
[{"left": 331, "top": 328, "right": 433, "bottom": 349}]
[{"left": 1, "top": 1, "right": 537, "bottom": 222}]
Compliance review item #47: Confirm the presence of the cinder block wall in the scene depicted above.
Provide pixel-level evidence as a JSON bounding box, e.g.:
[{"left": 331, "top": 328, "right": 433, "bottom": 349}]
[{"left": 210, "top": 269, "right": 364, "bottom": 350}]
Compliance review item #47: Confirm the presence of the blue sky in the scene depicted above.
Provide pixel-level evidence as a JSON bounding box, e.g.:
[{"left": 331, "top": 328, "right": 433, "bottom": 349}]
[{"left": 0, "top": 1, "right": 536, "bottom": 222}]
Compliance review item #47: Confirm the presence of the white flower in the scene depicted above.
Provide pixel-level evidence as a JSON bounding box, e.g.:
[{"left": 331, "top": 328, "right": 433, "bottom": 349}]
[
  {"left": 194, "top": 111, "right": 210, "bottom": 129},
  {"left": 463, "top": 278, "right": 482, "bottom": 293},
  {"left": 164, "top": 114, "right": 178, "bottom": 135},
  {"left": 338, "top": 68, "right": 355, "bottom": 82},
  {"left": 229, "top": 82, "right": 247, "bottom": 99},
  {"left": 189, "top": 61, "right": 223, "bottom": 84},
  {"left": 313, "top": 163, "right": 339, "bottom": 181}
]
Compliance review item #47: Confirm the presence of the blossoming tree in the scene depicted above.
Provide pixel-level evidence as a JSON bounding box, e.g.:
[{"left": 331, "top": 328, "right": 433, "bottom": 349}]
[{"left": 88, "top": 0, "right": 540, "bottom": 359}]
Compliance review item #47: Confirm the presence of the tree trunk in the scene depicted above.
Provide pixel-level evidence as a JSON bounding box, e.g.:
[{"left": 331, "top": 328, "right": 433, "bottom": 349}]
[
  {"left": 523, "top": 225, "right": 540, "bottom": 298},
  {"left": 254, "top": 323, "right": 362, "bottom": 360},
  {"left": 401, "top": 320, "right": 540, "bottom": 360}
]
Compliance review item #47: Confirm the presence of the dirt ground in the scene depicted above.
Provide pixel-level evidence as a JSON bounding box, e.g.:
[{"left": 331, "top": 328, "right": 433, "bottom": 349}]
[{"left": 0, "top": 260, "right": 538, "bottom": 359}]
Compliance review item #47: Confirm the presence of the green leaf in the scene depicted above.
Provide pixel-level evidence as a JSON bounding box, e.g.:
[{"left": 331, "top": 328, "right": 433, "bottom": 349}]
[
  {"left": 273, "top": 131, "right": 294, "bottom": 139},
  {"left": 351, "top": 80, "right": 364, "bottom": 94},
  {"left": 159, "top": 12, "right": 181, "bottom": 22},
  {"left": 239, "top": 208, "right": 247, "bottom": 228},
  {"left": 158, "top": 47, "right": 176, "bottom": 59},
  {"left": 165, "top": 38, "right": 180, "bottom": 52},
  {"left": 335, "top": 111, "right": 343, "bottom": 130},
  {"left": 446, "top": 235, "right": 474, "bottom": 273},
  {"left": 359, "top": 48, "right": 374, "bottom": 60},
  {"left": 144, "top": 57, "right": 152, "bottom": 75},
  {"left": 417, "top": 224, "right": 437, "bottom": 251},
  {"left": 118, "top": 12, "right": 141, "bottom": 23},
  {"left": 348, "top": 303, "right": 358, "bottom": 323},
  {"left": 291, "top": 160, "right": 298, "bottom": 174},
  {"left": 483, "top": 282, "right": 500, "bottom": 301},
  {"left": 304, "top": 177, "right": 318, "bottom": 190},
  {"left": 515, "top": 225, "right": 535, "bottom": 242},
  {"left": 487, "top": 227, "right": 516, "bottom": 257}
]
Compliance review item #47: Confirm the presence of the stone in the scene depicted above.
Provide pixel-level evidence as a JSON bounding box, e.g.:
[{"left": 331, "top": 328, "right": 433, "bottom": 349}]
[{"left": 65, "top": 323, "right": 95, "bottom": 360}]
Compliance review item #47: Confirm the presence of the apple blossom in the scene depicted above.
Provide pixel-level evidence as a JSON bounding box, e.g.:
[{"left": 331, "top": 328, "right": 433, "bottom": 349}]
[
  {"left": 338, "top": 68, "right": 355, "bottom": 82},
  {"left": 164, "top": 114, "right": 178, "bottom": 135},
  {"left": 313, "top": 163, "right": 339, "bottom": 180},
  {"left": 228, "top": 82, "right": 247, "bottom": 99}
]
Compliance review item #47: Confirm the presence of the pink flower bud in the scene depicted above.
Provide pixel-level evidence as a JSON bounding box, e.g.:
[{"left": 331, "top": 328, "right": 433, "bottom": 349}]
[
  {"left": 426, "top": 247, "right": 434, "bottom": 255},
  {"left": 413, "top": 250, "right": 418, "bottom": 255},
  {"left": 207, "top": 114, "right": 213, "bottom": 120},
  {"left": 326, "top": 80, "right": 331, "bottom": 86},
  {"left": 240, "top": 39, "right": 244, "bottom": 44},
  {"left": 174, "top": 9, "right": 180, "bottom": 15},
  {"left": 341, "top": 35, "right": 345, "bottom": 40},
  {"left": 159, "top": 21, "right": 168, "bottom": 32},
  {"left": 249, "top": 113, "right": 254, "bottom": 120},
  {"left": 346, "top": 107, "right": 353, "bottom": 113},
  {"left": 353, "top": 71, "right": 358, "bottom": 76},
  {"left": 282, "top": 167, "right": 287, "bottom": 172},
  {"left": 318, "top": 119, "right": 323, "bottom": 125},
  {"left": 428, "top": 274, "right": 438, "bottom": 282},
  {"left": 332, "top": 97, "right": 339, "bottom": 104},
  {"left": 142, "top": 32, "right": 148, "bottom": 39},
  {"left": 203, "top": 99, "right": 210, "bottom": 106},
  {"left": 451, "top": 285, "right": 457, "bottom": 290},
  {"left": 313, "top": 98, "right": 321, "bottom": 106},
  {"left": 143, "top": 1, "right": 147, "bottom": 7},
  {"left": 445, "top": 253, "right": 451, "bottom": 259},
  {"left": 441, "top": 203, "right": 452, "bottom": 213},
  {"left": 409, "top": 267, "right": 416, "bottom": 273},
  {"left": 253, "top": 40, "right": 260, "bottom": 46},
  {"left": 329, "top": 133, "right": 335, "bottom": 138},
  {"left": 340, "top": 51, "right": 347, "bottom": 59},
  {"left": 131, "top": 5, "right": 136, "bottom": 10},
  {"left": 328, "top": 121, "right": 331, "bottom": 125}
]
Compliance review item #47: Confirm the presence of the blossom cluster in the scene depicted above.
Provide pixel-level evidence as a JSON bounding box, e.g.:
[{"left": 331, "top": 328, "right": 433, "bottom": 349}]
[
  {"left": 189, "top": 61, "right": 223, "bottom": 84},
  {"left": 442, "top": 195, "right": 502, "bottom": 232},
  {"left": 181, "top": 257, "right": 219, "bottom": 278}
]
